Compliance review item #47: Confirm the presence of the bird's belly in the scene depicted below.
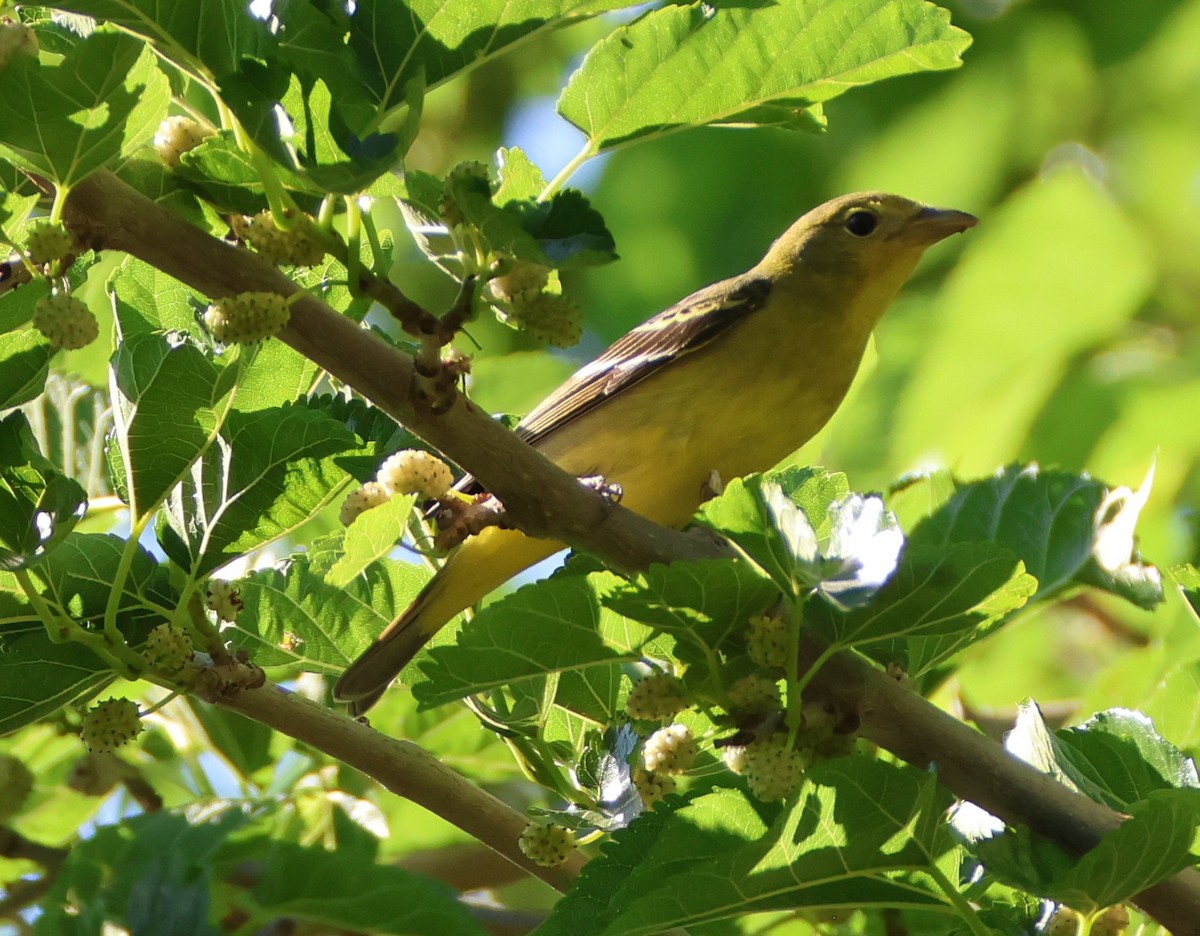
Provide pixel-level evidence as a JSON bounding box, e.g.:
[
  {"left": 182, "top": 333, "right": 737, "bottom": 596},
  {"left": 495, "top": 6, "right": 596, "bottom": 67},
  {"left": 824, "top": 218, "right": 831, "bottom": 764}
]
[{"left": 534, "top": 349, "right": 850, "bottom": 529}]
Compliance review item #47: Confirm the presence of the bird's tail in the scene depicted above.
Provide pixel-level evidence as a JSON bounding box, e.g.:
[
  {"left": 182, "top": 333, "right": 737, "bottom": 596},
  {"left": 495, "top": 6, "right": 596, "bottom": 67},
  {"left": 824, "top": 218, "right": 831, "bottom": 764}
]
[{"left": 333, "top": 526, "right": 559, "bottom": 715}]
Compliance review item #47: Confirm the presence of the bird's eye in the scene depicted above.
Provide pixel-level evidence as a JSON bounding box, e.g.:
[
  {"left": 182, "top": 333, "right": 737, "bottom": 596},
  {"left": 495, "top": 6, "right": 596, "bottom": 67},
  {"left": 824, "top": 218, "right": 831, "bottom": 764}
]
[{"left": 844, "top": 210, "right": 879, "bottom": 237}]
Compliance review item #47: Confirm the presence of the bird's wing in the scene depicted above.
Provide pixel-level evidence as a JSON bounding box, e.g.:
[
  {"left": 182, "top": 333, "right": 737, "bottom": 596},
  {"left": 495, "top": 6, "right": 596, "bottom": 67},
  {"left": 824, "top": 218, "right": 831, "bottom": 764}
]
[{"left": 515, "top": 274, "right": 773, "bottom": 447}]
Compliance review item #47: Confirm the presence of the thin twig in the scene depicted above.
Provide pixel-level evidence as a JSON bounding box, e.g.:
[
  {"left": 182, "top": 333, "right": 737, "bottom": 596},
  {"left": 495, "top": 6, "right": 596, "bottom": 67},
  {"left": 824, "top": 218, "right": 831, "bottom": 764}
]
[{"left": 199, "top": 663, "right": 586, "bottom": 892}]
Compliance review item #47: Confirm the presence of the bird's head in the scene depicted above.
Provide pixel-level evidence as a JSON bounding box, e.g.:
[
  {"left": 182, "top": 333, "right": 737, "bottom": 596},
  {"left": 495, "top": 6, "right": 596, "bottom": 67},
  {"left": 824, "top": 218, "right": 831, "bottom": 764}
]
[{"left": 757, "top": 192, "right": 977, "bottom": 329}]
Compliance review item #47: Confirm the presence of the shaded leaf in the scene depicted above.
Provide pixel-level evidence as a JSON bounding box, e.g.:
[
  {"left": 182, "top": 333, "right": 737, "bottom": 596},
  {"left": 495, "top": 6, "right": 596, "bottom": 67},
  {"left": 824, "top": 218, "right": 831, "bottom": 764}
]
[
  {"left": 0, "top": 31, "right": 169, "bottom": 187},
  {"left": 0, "top": 412, "right": 87, "bottom": 570},
  {"left": 413, "top": 571, "right": 646, "bottom": 708}
]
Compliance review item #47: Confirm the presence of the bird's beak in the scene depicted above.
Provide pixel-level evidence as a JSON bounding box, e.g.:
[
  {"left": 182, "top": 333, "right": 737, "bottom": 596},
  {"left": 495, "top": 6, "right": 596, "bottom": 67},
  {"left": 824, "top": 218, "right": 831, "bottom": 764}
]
[{"left": 910, "top": 206, "right": 978, "bottom": 243}]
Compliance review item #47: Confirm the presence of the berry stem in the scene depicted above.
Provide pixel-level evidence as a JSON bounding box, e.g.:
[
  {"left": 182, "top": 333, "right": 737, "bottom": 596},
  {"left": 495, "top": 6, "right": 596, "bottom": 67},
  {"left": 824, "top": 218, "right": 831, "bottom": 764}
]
[
  {"left": 923, "top": 852, "right": 993, "bottom": 936},
  {"left": 342, "top": 195, "right": 363, "bottom": 293},
  {"left": 13, "top": 569, "right": 149, "bottom": 679},
  {"left": 47, "top": 183, "right": 70, "bottom": 226},
  {"left": 539, "top": 143, "right": 595, "bottom": 203}
]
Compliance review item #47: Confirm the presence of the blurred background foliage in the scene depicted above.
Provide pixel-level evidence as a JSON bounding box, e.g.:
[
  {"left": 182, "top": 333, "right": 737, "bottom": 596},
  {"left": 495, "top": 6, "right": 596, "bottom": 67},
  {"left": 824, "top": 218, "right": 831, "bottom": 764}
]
[{"left": 379, "top": 0, "right": 1200, "bottom": 749}]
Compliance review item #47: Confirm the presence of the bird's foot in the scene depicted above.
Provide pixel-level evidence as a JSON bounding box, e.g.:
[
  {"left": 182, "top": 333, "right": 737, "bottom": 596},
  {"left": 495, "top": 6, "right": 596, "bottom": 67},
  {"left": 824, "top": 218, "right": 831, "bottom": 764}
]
[
  {"left": 432, "top": 491, "right": 508, "bottom": 550},
  {"left": 578, "top": 474, "right": 623, "bottom": 513}
]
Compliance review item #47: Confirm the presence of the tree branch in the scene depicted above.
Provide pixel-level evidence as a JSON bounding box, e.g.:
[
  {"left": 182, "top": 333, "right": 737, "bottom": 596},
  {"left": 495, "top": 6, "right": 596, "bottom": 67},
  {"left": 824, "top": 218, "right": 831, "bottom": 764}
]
[
  {"left": 198, "top": 665, "right": 586, "bottom": 892},
  {"left": 61, "top": 169, "right": 1200, "bottom": 932}
]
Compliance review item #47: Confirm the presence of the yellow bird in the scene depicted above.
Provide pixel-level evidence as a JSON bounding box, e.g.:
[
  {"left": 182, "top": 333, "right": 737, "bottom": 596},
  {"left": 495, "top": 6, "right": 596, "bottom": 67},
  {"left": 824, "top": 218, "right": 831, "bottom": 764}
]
[{"left": 335, "top": 192, "right": 976, "bottom": 713}]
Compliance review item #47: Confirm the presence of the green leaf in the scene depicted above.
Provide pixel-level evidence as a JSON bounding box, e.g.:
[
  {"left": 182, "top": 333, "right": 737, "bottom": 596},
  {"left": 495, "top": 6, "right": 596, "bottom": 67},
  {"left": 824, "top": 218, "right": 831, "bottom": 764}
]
[
  {"left": 0, "top": 533, "right": 172, "bottom": 733},
  {"left": 0, "top": 329, "right": 53, "bottom": 410},
  {"left": 109, "top": 256, "right": 209, "bottom": 339},
  {"left": 603, "top": 559, "right": 779, "bottom": 682},
  {"left": 540, "top": 760, "right": 959, "bottom": 936},
  {"left": 412, "top": 571, "right": 648, "bottom": 708},
  {"left": 157, "top": 401, "right": 361, "bottom": 577},
  {"left": 35, "top": 532, "right": 174, "bottom": 631},
  {"left": 109, "top": 331, "right": 229, "bottom": 520},
  {"left": 558, "top": 0, "right": 971, "bottom": 154},
  {"left": 0, "top": 31, "right": 169, "bottom": 188},
  {"left": 1172, "top": 562, "right": 1200, "bottom": 624},
  {"left": 0, "top": 621, "right": 113, "bottom": 735},
  {"left": 0, "top": 412, "right": 88, "bottom": 570},
  {"left": 0, "top": 190, "right": 41, "bottom": 245},
  {"left": 36, "top": 810, "right": 246, "bottom": 936},
  {"left": 275, "top": 0, "right": 637, "bottom": 133},
  {"left": 243, "top": 839, "right": 485, "bottom": 935},
  {"left": 814, "top": 542, "right": 1036, "bottom": 675},
  {"left": 1050, "top": 790, "right": 1200, "bottom": 912},
  {"left": 231, "top": 550, "right": 427, "bottom": 673},
  {"left": 912, "top": 464, "right": 1162, "bottom": 608},
  {"left": 974, "top": 791, "right": 1200, "bottom": 914},
  {"left": 173, "top": 130, "right": 320, "bottom": 211},
  {"left": 1040, "top": 707, "right": 1197, "bottom": 812},
  {"left": 184, "top": 698, "right": 274, "bottom": 779},
  {"left": 282, "top": 76, "right": 403, "bottom": 193},
  {"left": 326, "top": 493, "right": 415, "bottom": 589},
  {"left": 695, "top": 468, "right": 850, "bottom": 594},
  {"left": 444, "top": 167, "right": 617, "bottom": 269},
  {"left": 50, "top": 0, "right": 264, "bottom": 80}
]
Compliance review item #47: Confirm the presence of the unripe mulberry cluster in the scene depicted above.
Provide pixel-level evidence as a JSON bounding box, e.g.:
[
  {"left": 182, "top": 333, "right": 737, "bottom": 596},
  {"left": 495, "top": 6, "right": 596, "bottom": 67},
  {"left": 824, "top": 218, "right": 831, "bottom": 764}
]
[
  {"left": 25, "top": 222, "right": 73, "bottom": 267},
  {"left": 518, "top": 821, "right": 576, "bottom": 868},
  {"left": 80, "top": 698, "right": 143, "bottom": 753},
  {"left": 143, "top": 622, "right": 195, "bottom": 676},
  {"left": 627, "top": 674, "right": 689, "bottom": 720},
  {"left": 505, "top": 287, "right": 583, "bottom": 348},
  {"left": 34, "top": 293, "right": 98, "bottom": 350},
  {"left": 624, "top": 607, "right": 860, "bottom": 805},
  {"left": 203, "top": 291, "right": 290, "bottom": 344},
  {"left": 244, "top": 210, "right": 326, "bottom": 267}
]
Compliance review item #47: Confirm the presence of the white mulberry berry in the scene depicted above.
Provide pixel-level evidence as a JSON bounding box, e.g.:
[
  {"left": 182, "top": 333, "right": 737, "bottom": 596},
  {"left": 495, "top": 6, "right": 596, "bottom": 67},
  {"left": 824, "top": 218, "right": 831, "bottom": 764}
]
[
  {"left": 154, "top": 115, "right": 210, "bottom": 168},
  {"left": 376, "top": 450, "right": 454, "bottom": 500},
  {"left": 643, "top": 724, "right": 697, "bottom": 775},
  {"left": 339, "top": 481, "right": 391, "bottom": 525},
  {"left": 1044, "top": 906, "right": 1082, "bottom": 936},
  {"left": 627, "top": 674, "right": 689, "bottom": 720},
  {"left": 632, "top": 767, "right": 675, "bottom": 809},
  {"left": 34, "top": 293, "right": 98, "bottom": 350},
  {"left": 245, "top": 211, "right": 324, "bottom": 267},
  {"left": 80, "top": 699, "right": 143, "bottom": 753},
  {"left": 721, "top": 744, "right": 751, "bottom": 776},
  {"left": 1091, "top": 905, "right": 1129, "bottom": 936},
  {"left": 205, "top": 580, "right": 244, "bottom": 623},
  {"left": 204, "top": 291, "right": 290, "bottom": 343},
  {"left": 518, "top": 822, "right": 576, "bottom": 868},
  {"left": 744, "top": 733, "right": 806, "bottom": 802}
]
